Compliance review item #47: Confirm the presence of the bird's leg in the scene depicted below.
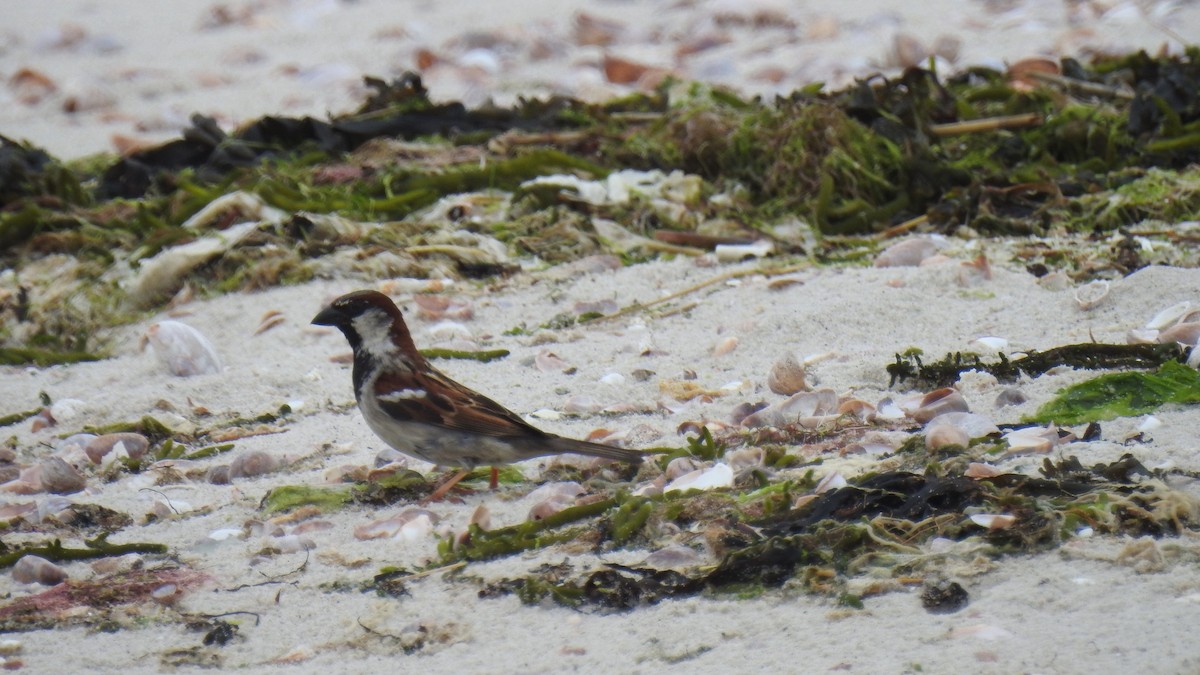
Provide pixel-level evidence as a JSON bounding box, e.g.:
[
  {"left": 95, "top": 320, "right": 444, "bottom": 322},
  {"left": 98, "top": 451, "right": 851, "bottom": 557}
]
[
  {"left": 490, "top": 465, "right": 499, "bottom": 490},
  {"left": 425, "top": 467, "right": 471, "bottom": 503}
]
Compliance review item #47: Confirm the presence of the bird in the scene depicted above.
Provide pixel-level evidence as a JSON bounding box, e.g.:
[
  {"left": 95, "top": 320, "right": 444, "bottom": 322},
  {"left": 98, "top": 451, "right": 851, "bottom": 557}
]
[{"left": 312, "top": 290, "right": 644, "bottom": 499}]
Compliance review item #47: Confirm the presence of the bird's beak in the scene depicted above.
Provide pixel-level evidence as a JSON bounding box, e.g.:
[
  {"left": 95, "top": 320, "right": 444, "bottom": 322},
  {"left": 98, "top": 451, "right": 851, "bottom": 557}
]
[{"left": 311, "top": 305, "right": 343, "bottom": 326}]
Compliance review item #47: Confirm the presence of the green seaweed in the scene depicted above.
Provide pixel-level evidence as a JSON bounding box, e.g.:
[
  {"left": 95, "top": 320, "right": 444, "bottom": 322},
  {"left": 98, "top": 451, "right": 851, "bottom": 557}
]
[
  {"left": 1028, "top": 361, "right": 1200, "bottom": 424},
  {"left": 0, "top": 533, "right": 167, "bottom": 569},
  {"left": 419, "top": 348, "right": 510, "bottom": 362},
  {"left": 260, "top": 485, "right": 354, "bottom": 514},
  {"left": 0, "top": 346, "right": 105, "bottom": 367}
]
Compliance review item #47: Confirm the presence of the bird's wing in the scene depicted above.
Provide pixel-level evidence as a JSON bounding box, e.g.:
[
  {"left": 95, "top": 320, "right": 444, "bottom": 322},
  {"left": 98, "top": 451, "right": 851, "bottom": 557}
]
[{"left": 371, "top": 366, "right": 549, "bottom": 439}]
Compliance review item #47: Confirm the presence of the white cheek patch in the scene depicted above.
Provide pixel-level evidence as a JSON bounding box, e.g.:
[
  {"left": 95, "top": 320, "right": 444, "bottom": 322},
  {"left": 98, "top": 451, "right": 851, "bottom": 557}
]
[
  {"left": 379, "top": 389, "right": 427, "bottom": 402},
  {"left": 351, "top": 310, "right": 398, "bottom": 358}
]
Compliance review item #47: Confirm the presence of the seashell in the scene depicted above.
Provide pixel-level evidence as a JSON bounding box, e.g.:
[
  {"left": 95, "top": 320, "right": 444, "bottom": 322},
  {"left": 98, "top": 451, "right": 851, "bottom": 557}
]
[
  {"left": 726, "top": 447, "right": 764, "bottom": 473},
  {"left": 767, "top": 353, "right": 807, "bottom": 395},
  {"left": 994, "top": 388, "right": 1027, "bottom": 407},
  {"left": 49, "top": 398, "right": 87, "bottom": 424},
  {"left": 714, "top": 240, "right": 774, "bottom": 262},
  {"left": 814, "top": 471, "right": 847, "bottom": 494},
  {"left": 535, "top": 349, "right": 571, "bottom": 373},
  {"left": 206, "top": 465, "right": 231, "bottom": 484},
  {"left": 208, "top": 528, "right": 243, "bottom": 541},
  {"left": 599, "top": 372, "right": 625, "bottom": 385},
  {"left": 12, "top": 555, "right": 68, "bottom": 585},
  {"left": 741, "top": 388, "right": 839, "bottom": 428},
  {"left": 353, "top": 509, "right": 437, "bottom": 542},
  {"left": 324, "top": 464, "right": 368, "bottom": 483},
  {"left": 85, "top": 433, "right": 149, "bottom": 464},
  {"left": 527, "top": 481, "right": 585, "bottom": 503},
  {"left": 413, "top": 295, "right": 474, "bottom": 321},
  {"left": 1003, "top": 426, "right": 1059, "bottom": 455},
  {"left": 1138, "top": 416, "right": 1162, "bottom": 432},
  {"left": 39, "top": 457, "right": 86, "bottom": 494},
  {"left": 150, "top": 583, "right": 180, "bottom": 604},
  {"left": 964, "top": 463, "right": 1003, "bottom": 479},
  {"left": 911, "top": 388, "right": 969, "bottom": 424},
  {"left": 1037, "top": 271, "right": 1071, "bottom": 291},
  {"left": 664, "top": 463, "right": 734, "bottom": 493},
  {"left": 1127, "top": 328, "right": 1159, "bottom": 344},
  {"left": 712, "top": 336, "right": 739, "bottom": 356},
  {"left": 1157, "top": 322, "right": 1200, "bottom": 347},
  {"left": 470, "top": 504, "right": 490, "bottom": 531},
  {"left": 837, "top": 398, "right": 875, "bottom": 421},
  {"left": 926, "top": 423, "right": 970, "bottom": 450},
  {"left": 228, "top": 451, "right": 283, "bottom": 479},
  {"left": 664, "top": 457, "right": 701, "bottom": 481},
  {"left": 729, "top": 401, "right": 769, "bottom": 425},
  {"left": 972, "top": 336, "right": 1008, "bottom": 352},
  {"left": 374, "top": 448, "right": 408, "bottom": 468},
  {"left": 35, "top": 496, "right": 75, "bottom": 523},
  {"left": 426, "top": 320, "right": 471, "bottom": 340},
  {"left": 529, "top": 409, "right": 562, "bottom": 421},
  {"left": 643, "top": 544, "right": 703, "bottom": 570},
  {"left": 57, "top": 433, "right": 96, "bottom": 457},
  {"left": 0, "top": 638, "right": 21, "bottom": 655},
  {"left": 529, "top": 496, "right": 577, "bottom": 521},
  {"left": 143, "top": 320, "right": 221, "bottom": 376},
  {"left": 957, "top": 254, "right": 991, "bottom": 287},
  {"left": 874, "top": 237, "right": 939, "bottom": 267},
  {"left": 927, "top": 412, "right": 999, "bottom": 440},
  {"left": 969, "top": 513, "right": 1016, "bottom": 530},
  {"left": 1074, "top": 280, "right": 1110, "bottom": 310},
  {"left": 874, "top": 397, "right": 906, "bottom": 421},
  {"left": 1007, "top": 57, "right": 1059, "bottom": 91},
  {"left": 291, "top": 520, "right": 334, "bottom": 535},
  {"left": 1146, "top": 301, "right": 1193, "bottom": 330},
  {"left": 254, "top": 310, "right": 286, "bottom": 335}
]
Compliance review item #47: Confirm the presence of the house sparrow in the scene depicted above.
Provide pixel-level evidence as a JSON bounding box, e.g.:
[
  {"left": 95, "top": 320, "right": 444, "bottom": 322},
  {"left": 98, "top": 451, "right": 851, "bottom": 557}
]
[{"left": 312, "top": 290, "right": 644, "bottom": 487}]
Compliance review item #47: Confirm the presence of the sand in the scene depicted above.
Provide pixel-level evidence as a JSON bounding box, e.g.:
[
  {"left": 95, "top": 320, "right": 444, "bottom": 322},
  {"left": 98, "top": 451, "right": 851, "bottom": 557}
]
[{"left": 3, "top": 1, "right": 1200, "bottom": 673}]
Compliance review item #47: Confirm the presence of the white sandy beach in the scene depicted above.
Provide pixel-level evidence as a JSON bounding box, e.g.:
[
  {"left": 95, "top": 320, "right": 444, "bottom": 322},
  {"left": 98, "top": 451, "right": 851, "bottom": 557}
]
[{"left": 3, "top": 1, "right": 1200, "bottom": 673}]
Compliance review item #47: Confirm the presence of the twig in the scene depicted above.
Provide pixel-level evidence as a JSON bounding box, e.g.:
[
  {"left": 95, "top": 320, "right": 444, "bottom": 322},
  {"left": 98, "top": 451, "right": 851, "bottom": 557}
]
[
  {"left": 929, "top": 113, "right": 1042, "bottom": 137},
  {"left": 594, "top": 263, "right": 807, "bottom": 324},
  {"left": 1026, "top": 70, "right": 1135, "bottom": 100}
]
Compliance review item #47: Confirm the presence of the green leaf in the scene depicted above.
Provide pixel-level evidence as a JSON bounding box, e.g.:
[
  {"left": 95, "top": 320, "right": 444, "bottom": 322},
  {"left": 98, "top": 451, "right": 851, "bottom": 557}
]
[{"left": 1027, "top": 361, "right": 1200, "bottom": 425}]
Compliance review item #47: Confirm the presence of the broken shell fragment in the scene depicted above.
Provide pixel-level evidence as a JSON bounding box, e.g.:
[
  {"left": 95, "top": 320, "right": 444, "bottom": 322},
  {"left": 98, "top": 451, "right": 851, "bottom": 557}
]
[
  {"left": 969, "top": 513, "right": 1016, "bottom": 530},
  {"left": 85, "top": 433, "right": 150, "bottom": 464},
  {"left": 1003, "top": 426, "right": 1059, "bottom": 455},
  {"left": 39, "top": 457, "right": 86, "bottom": 494},
  {"left": 964, "top": 462, "right": 1003, "bottom": 479},
  {"left": 910, "top": 388, "right": 969, "bottom": 424},
  {"left": 766, "top": 353, "right": 808, "bottom": 395},
  {"left": 1157, "top": 322, "right": 1200, "bottom": 347},
  {"left": 228, "top": 451, "right": 283, "bottom": 479},
  {"left": 664, "top": 462, "right": 733, "bottom": 493},
  {"left": 1074, "top": 280, "right": 1109, "bottom": 310},
  {"left": 874, "top": 237, "right": 940, "bottom": 267},
  {"left": 143, "top": 320, "right": 222, "bottom": 377},
  {"left": 712, "top": 336, "right": 739, "bottom": 356},
  {"left": 353, "top": 509, "right": 438, "bottom": 541},
  {"left": 926, "top": 423, "right": 970, "bottom": 450},
  {"left": 1146, "top": 301, "right": 1192, "bottom": 330},
  {"left": 12, "top": 555, "right": 68, "bottom": 585}
]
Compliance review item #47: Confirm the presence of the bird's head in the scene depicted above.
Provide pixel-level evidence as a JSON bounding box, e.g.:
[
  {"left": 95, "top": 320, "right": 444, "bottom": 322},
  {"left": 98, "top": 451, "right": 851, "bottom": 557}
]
[{"left": 312, "top": 290, "right": 419, "bottom": 359}]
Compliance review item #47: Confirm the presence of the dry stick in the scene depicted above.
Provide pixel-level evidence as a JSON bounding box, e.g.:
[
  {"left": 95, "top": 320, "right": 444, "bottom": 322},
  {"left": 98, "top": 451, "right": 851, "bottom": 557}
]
[
  {"left": 595, "top": 263, "right": 807, "bottom": 324},
  {"left": 878, "top": 214, "right": 929, "bottom": 240},
  {"left": 1026, "top": 70, "right": 1136, "bottom": 101},
  {"left": 929, "top": 113, "right": 1042, "bottom": 137}
]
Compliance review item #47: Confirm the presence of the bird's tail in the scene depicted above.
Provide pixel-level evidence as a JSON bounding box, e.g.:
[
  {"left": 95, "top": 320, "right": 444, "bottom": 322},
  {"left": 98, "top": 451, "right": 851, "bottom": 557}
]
[{"left": 546, "top": 436, "right": 646, "bottom": 464}]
